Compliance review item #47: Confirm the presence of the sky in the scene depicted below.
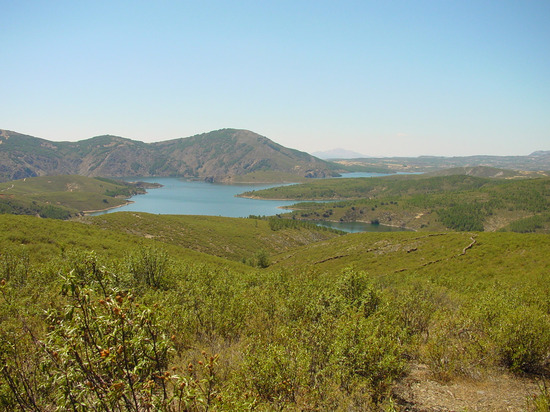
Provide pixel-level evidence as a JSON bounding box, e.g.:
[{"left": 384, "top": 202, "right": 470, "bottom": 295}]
[{"left": 1, "top": 0, "right": 549, "bottom": 157}]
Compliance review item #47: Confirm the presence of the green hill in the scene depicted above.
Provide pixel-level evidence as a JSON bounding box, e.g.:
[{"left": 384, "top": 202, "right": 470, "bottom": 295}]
[
  {"left": 83, "top": 212, "right": 342, "bottom": 263},
  {"left": 0, "top": 128, "right": 338, "bottom": 183},
  {"left": 0, "top": 175, "right": 149, "bottom": 218},
  {"left": 242, "top": 174, "right": 550, "bottom": 232},
  {"left": 334, "top": 151, "right": 550, "bottom": 173}
]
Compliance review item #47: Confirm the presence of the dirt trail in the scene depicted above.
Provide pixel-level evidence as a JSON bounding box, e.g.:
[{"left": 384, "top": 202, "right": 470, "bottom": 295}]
[{"left": 393, "top": 364, "right": 540, "bottom": 411}]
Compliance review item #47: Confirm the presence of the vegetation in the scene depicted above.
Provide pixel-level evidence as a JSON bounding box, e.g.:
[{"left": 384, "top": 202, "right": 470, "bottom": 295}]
[
  {"left": 84, "top": 213, "right": 341, "bottom": 263},
  {"left": 0, "top": 175, "right": 146, "bottom": 218},
  {"left": 331, "top": 153, "right": 550, "bottom": 173},
  {"left": 0, "top": 213, "right": 548, "bottom": 410},
  {"left": 0, "top": 129, "right": 338, "bottom": 183},
  {"left": 0, "top": 166, "right": 549, "bottom": 409},
  {"left": 242, "top": 174, "right": 550, "bottom": 232}
]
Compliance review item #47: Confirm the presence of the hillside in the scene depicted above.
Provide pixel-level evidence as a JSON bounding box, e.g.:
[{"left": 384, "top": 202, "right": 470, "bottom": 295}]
[
  {"left": 0, "top": 214, "right": 549, "bottom": 411},
  {"left": 0, "top": 175, "right": 150, "bottom": 218},
  {"left": 335, "top": 151, "right": 550, "bottom": 173},
  {"left": 241, "top": 174, "right": 550, "bottom": 232},
  {"left": 0, "top": 128, "right": 338, "bottom": 182},
  {"left": 82, "top": 212, "right": 342, "bottom": 263},
  {"left": 425, "top": 165, "right": 549, "bottom": 179}
]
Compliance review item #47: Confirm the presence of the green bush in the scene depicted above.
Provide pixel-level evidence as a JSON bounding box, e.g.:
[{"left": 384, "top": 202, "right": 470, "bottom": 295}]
[
  {"left": 331, "top": 312, "right": 407, "bottom": 402},
  {"left": 44, "top": 274, "right": 174, "bottom": 410},
  {"left": 423, "top": 315, "right": 490, "bottom": 381},
  {"left": 493, "top": 306, "right": 550, "bottom": 373},
  {"left": 126, "top": 246, "right": 170, "bottom": 289}
]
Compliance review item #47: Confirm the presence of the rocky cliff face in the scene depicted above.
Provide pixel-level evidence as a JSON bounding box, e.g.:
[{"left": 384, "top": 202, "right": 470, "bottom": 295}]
[{"left": 0, "top": 128, "right": 339, "bottom": 182}]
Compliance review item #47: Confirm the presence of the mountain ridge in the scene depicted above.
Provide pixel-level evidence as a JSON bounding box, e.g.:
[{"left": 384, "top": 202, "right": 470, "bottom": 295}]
[
  {"left": 0, "top": 128, "right": 339, "bottom": 182},
  {"left": 312, "top": 148, "right": 367, "bottom": 159}
]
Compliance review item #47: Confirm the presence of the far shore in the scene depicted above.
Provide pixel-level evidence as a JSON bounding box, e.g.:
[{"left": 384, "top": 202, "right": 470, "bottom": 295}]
[
  {"left": 82, "top": 200, "right": 134, "bottom": 215},
  {"left": 239, "top": 194, "right": 343, "bottom": 202}
]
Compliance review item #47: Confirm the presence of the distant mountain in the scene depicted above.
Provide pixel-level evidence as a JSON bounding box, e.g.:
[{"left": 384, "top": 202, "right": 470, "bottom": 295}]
[
  {"left": 334, "top": 152, "right": 550, "bottom": 173},
  {"left": 0, "top": 129, "right": 339, "bottom": 182},
  {"left": 312, "top": 148, "right": 367, "bottom": 159},
  {"left": 425, "top": 166, "right": 549, "bottom": 179},
  {"left": 530, "top": 150, "right": 550, "bottom": 157}
]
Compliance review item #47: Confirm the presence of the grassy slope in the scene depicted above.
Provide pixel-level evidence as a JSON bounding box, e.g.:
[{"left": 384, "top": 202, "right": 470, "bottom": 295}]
[
  {"left": 0, "top": 175, "right": 141, "bottom": 217},
  {"left": 1, "top": 213, "right": 549, "bottom": 409},
  {"left": 272, "top": 230, "right": 550, "bottom": 289},
  {"left": 84, "top": 212, "right": 341, "bottom": 262},
  {"left": 240, "top": 174, "right": 501, "bottom": 200},
  {"left": 0, "top": 214, "right": 247, "bottom": 271}
]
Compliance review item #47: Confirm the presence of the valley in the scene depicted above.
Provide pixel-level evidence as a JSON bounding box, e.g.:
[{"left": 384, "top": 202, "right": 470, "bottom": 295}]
[{"left": 0, "top": 129, "right": 549, "bottom": 410}]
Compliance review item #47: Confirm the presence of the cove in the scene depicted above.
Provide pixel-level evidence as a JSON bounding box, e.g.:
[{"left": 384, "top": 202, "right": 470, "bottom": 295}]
[
  {"left": 92, "top": 178, "right": 297, "bottom": 218},
  {"left": 92, "top": 175, "right": 407, "bottom": 233}
]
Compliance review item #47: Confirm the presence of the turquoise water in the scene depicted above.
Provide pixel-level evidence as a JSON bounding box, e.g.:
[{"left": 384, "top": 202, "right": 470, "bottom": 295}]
[
  {"left": 92, "top": 178, "right": 297, "bottom": 218},
  {"left": 92, "top": 176, "right": 408, "bottom": 233}
]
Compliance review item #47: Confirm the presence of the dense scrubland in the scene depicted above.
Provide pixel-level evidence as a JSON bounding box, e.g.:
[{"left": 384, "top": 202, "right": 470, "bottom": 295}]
[{"left": 1, "top": 211, "right": 549, "bottom": 411}]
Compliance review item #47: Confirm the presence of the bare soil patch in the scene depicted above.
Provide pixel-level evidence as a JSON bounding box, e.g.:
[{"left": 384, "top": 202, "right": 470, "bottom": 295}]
[{"left": 393, "top": 364, "right": 540, "bottom": 411}]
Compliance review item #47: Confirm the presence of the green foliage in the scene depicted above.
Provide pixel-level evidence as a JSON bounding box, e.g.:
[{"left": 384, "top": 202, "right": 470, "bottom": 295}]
[
  {"left": 0, "top": 254, "right": 222, "bottom": 411},
  {"left": 126, "top": 246, "right": 170, "bottom": 289},
  {"left": 530, "top": 381, "right": 550, "bottom": 412},
  {"left": 0, "top": 175, "right": 146, "bottom": 219},
  {"left": 423, "top": 314, "right": 489, "bottom": 381},
  {"left": 88, "top": 212, "right": 341, "bottom": 263},
  {"left": 0, "top": 211, "right": 549, "bottom": 410},
  {"left": 437, "top": 202, "right": 486, "bottom": 231},
  {"left": 245, "top": 175, "right": 550, "bottom": 232},
  {"left": 266, "top": 216, "right": 343, "bottom": 233},
  {"left": 492, "top": 306, "right": 550, "bottom": 373},
  {"left": 45, "top": 274, "right": 174, "bottom": 410},
  {"left": 331, "top": 313, "right": 407, "bottom": 401},
  {"left": 502, "top": 212, "right": 550, "bottom": 233},
  {"left": 254, "top": 249, "right": 270, "bottom": 268}
]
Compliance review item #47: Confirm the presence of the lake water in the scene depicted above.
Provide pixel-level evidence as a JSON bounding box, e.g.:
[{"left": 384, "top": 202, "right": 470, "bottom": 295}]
[
  {"left": 92, "top": 174, "right": 406, "bottom": 233},
  {"left": 93, "top": 178, "right": 298, "bottom": 217}
]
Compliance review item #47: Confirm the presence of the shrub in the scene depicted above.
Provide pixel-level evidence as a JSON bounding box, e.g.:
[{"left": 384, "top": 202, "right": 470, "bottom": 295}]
[
  {"left": 331, "top": 312, "right": 407, "bottom": 402},
  {"left": 423, "top": 315, "right": 490, "bottom": 381},
  {"left": 44, "top": 272, "right": 175, "bottom": 410},
  {"left": 529, "top": 380, "right": 550, "bottom": 412},
  {"left": 493, "top": 306, "right": 550, "bottom": 373},
  {"left": 126, "top": 246, "right": 170, "bottom": 289}
]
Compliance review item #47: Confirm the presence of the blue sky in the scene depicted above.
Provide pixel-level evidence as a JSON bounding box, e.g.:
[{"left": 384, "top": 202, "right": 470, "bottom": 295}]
[{"left": 1, "top": 0, "right": 549, "bottom": 156}]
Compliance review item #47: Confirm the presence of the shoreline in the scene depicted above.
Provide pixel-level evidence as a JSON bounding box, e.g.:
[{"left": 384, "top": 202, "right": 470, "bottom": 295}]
[
  {"left": 282, "top": 216, "right": 417, "bottom": 232},
  {"left": 82, "top": 200, "right": 134, "bottom": 215},
  {"left": 239, "top": 194, "right": 344, "bottom": 202}
]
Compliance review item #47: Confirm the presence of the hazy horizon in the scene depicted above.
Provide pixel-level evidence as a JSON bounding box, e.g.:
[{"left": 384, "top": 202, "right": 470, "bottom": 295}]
[{"left": 2, "top": 1, "right": 549, "bottom": 157}]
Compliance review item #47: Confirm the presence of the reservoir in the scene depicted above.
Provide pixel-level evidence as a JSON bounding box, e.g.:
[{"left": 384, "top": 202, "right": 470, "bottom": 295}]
[
  {"left": 93, "top": 174, "right": 404, "bottom": 233},
  {"left": 92, "top": 178, "right": 297, "bottom": 218}
]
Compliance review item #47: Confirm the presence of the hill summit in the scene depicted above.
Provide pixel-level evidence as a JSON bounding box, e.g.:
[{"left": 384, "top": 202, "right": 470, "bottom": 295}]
[{"left": 0, "top": 128, "right": 338, "bottom": 182}]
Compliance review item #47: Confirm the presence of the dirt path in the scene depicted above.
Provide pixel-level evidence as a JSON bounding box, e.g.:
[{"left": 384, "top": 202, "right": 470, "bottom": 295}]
[
  {"left": 0, "top": 184, "right": 14, "bottom": 192},
  {"left": 393, "top": 364, "right": 540, "bottom": 411}
]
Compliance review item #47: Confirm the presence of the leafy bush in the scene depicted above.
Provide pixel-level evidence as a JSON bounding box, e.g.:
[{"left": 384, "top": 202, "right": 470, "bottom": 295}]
[
  {"left": 331, "top": 312, "right": 407, "bottom": 402},
  {"left": 529, "top": 380, "right": 550, "bottom": 412},
  {"left": 0, "top": 260, "right": 219, "bottom": 411},
  {"left": 492, "top": 306, "right": 550, "bottom": 373},
  {"left": 44, "top": 273, "right": 174, "bottom": 410},
  {"left": 423, "top": 315, "right": 490, "bottom": 381},
  {"left": 126, "top": 246, "right": 170, "bottom": 289}
]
